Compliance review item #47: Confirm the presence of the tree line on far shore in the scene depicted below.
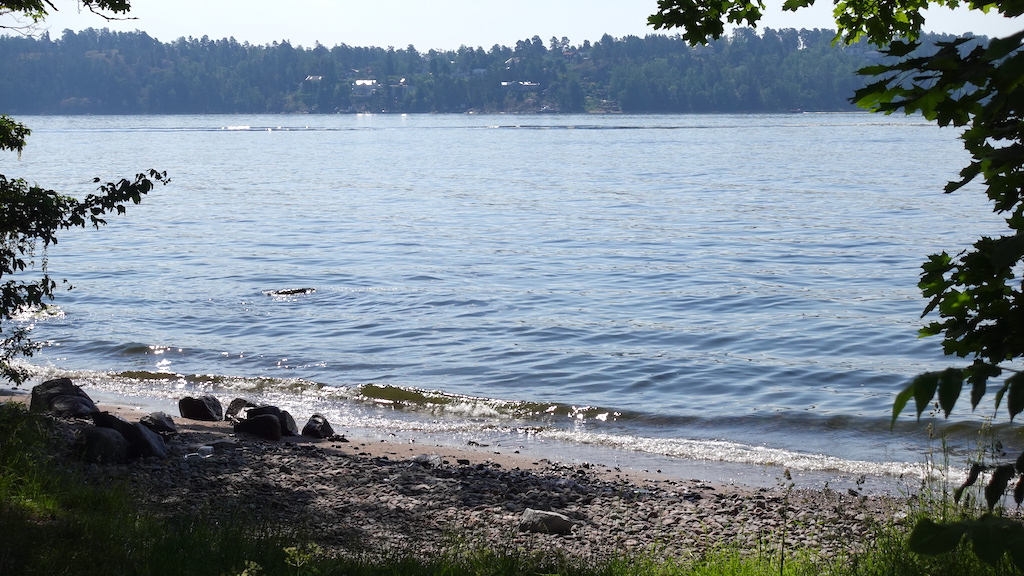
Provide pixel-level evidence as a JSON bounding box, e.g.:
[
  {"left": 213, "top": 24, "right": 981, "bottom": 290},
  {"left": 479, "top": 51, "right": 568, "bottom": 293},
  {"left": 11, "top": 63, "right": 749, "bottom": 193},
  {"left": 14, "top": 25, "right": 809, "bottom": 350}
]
[{"left": 0, "top": 27, "right": 971, "bottom": 114}]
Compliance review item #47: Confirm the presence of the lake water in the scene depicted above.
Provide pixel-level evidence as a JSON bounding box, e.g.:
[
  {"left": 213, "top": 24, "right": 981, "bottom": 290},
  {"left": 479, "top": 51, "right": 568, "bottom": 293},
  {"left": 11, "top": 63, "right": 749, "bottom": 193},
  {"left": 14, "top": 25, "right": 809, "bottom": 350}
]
[{"left": 3, "top": 113, "right": 1014, "bottom": 490}]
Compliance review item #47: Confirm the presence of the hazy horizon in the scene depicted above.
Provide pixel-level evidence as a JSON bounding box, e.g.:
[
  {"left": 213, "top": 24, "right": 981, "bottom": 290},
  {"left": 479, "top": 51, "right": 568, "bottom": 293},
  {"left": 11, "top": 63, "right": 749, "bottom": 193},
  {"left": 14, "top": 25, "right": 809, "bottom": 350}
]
[{"left": 5, "top": 0, "right": 1021, "bottom": 51}]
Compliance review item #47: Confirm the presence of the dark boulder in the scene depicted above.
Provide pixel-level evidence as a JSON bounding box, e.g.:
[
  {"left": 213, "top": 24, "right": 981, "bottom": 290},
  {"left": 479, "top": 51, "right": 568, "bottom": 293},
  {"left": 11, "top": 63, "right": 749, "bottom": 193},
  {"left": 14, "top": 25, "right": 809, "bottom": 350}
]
[
  {"left": 263, "top": 288, "right": 315, "bottom": 296},
  {"left": 48, "top": 395, "right": 100, "bottom": 418},
  {"left": 245, "top": 405, "right": 281, "bottom": 418},
  {"left": 74, "top": 427, "right": 130, "bottom": 464},
  {"left": 233, "top": 413, "right": 282, "bottom": 441},
  {"left": 302, "top": 414, "right": 335, "bottom": 439},
  {"left": 140, "top": 411, "right": 177, "bottom": 436},
  {"left": 280, "top": 410, "right": 299, "bottom": 436},
  {"left": 178, "top": 395, "right": 223, "bottom": 421},
  {"left": 242, "top": 405, "right": 298, "bottom": 435},
  {"left": 92, "top": 411, "right": 133, "bottom": 436},
  {"left": 124, "top": 422, "right": 168, "bottom": 458},
  {"left": 91, "top": 412, "right": 168, "bottom": 459},
  {"left": 518, "top": 508, "right": 575, "bottom": 534},
  {"left": 30, "top": 377, "right": 81, "bottom": 411},
  {"left": 30, "top": 378, "right": 98, "bottom": 417},
  {"left": 208, "top": 439, "right": 241, "bottom": 453},
  {"left": 225, "top": 398, "right": 257, "bottom": 420}
]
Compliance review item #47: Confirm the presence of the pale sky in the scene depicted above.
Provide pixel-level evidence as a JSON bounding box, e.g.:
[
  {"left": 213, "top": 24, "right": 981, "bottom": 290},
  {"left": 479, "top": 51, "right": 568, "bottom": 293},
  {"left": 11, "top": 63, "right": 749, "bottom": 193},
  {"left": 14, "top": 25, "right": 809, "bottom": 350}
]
[{"left": 15, "top": 0, "right": 1024, "bottom": 50}]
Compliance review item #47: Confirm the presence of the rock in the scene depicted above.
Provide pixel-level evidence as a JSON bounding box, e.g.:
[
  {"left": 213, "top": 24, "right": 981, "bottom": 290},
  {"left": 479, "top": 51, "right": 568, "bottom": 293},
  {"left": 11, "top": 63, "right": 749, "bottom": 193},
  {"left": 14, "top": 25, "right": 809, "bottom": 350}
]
[
  {"left": 302, "top": 414, "right": 335, "bottom": 439},
  {"left": 48, "top": 394, "right": 100, "bottom": 418},
  {"left": 412, "top": 454, "right": 443, "bottom": 467},
  {"left": 92, "top": 411, "right": 133, "bottom": 436},
  {"left": 140, "top": 411, "right": 177, "bottom": 436},
  {"left": 124, "top": 422, "right": 168, "bottom": 458},
  {"left": 519, "top": 508, "right": 575, "bottom": 535},
  {"left": 225, "top": 398, "right": 257, "bottom": 420},
  {"left": 279, "top": 410, "right": 299, "bottom": 436},
  {"left": 233, "top": 413, "right": 282, "bottom": 441},
  {"left": 30, "top": 378, "right": 98, "bottom": 417},
  {"left": 91, "top": 411, "right": 168, "bottom": 458},
  {"left": 30, "top": 377, "right": 80, "bottom": 410},
  {"left": 74, "top": 426, "right": 130, "bottom": 464},
  {"left": 263, "top": 288, "right": 315, "bottom": 296},
  {"left": 208, "top": 439, "right": 241, "bottom": 452},
  {"left": 246, "top": 405, "right": 281, "bottom": 418},
  {"left": 178, "top": 395, "right": 223, "bottom": 421},
  {"left": 238, "top": 405, "right": 296, "bottom": 435}
]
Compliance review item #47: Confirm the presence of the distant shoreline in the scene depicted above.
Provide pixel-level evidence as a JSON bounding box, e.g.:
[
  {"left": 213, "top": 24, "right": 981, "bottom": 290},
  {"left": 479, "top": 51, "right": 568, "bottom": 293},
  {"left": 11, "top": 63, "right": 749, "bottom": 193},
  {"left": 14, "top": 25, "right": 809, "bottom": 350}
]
[{"left": 1, "top": 28, "right": 897, "bottom": 115}]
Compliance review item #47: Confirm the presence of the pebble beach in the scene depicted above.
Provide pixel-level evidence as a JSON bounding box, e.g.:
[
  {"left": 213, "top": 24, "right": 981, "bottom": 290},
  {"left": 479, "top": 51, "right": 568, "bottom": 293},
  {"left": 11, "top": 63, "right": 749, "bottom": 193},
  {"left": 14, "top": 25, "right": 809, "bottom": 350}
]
[{"left": 3, "top": 389, "right": 907, "bottom": 562}]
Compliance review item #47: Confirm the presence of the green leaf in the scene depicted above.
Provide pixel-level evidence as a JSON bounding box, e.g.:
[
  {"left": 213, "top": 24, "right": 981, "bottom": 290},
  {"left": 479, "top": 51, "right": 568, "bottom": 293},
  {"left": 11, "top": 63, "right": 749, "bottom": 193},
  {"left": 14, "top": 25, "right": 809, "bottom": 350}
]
[
  {"left": 968, "top": 515, "right": 1024, "bottom": 566},
  {"left": 908, "top": 518, "right": 967, "bottom": 555},
  {"left": 1009, "top": 532, "right": 1024, "bottom": 572},
  {"left": 1008, "top": 373, "right": 1024, "bottom": 421},
  {"left": 885, "top": 40, "right": 920, "bottom": 58},
  {"left": 966, "top": 361, "right": 999, "bottom": 410},
  {"left": 995, "top": 383, "right": 1009, "bottom": 414},
  {"left": 990, "top": 234, "right": 1024, "bottom": 270},
  {"left": 892, "top": 381, "right": 915, "bottom": 429},
  {"left": 970, "top": 519, "right": 1006, "bottom": 565},
  {"left": 781, "top": 0, "right": 813, "bottom": 10},
  {"left": 956, "top": 464, "right": 984, "bottom": 503},
  {"left": 937, "top": 368, "right": 964, "bottom": 417},
  {"left": 913, "top": 372, "right": 940, "bottom": 418},
  {"left": 971, "top": 378, "right": 987, "bottom": 410},
  {"left": 985, "top": 30, "right": 1024, "bottom": 61},
  {"left": 937, "top": 289, "right": 973, "bottom": 317},
  {"left": 857, "top": 64, "right": 894, "bottom": 76},
  {"left": 985, "top": 464, "right": 1016, "bottom": 512}
]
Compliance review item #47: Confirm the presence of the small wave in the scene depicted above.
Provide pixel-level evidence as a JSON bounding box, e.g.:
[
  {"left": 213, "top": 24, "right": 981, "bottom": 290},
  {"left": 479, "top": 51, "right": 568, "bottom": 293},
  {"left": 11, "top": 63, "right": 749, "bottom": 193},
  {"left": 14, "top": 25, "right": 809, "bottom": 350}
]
[
  {"left": 114, "top": 343, "right": 187, "bottom": 357},
  {"left": 351, "top": 383, "right": 638, "bottom": 423},
  {"left": 9, "top": 364, "right": 955, "bottom": 486},
  {"left": 217, "top": 126, "right": 335, "bottom": 132},
  {"left": 9, "top": 304, "right": 63, "bottom": 322},
  {"left": 540, "top": 429, "right": 928, "bottom": 480},
  {"left": 355, "top": 383, "right": 529, "bottom": 418},
  {"left": 476, "top": 120, "right": 920, "bottom": 132},
  {"left": 20, "top": 366, "right": 323, "bottom": 401}
]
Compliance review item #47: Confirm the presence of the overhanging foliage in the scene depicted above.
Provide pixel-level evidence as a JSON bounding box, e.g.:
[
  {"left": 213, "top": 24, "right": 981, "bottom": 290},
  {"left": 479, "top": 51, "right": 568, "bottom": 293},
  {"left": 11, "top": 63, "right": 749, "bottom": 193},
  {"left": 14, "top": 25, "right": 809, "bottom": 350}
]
[
  {"left": 1, "top": 0, "right": 168, "bottom": 386},
  {"left": 647, "top": 0, "right": 1023, "bottom": 567}
]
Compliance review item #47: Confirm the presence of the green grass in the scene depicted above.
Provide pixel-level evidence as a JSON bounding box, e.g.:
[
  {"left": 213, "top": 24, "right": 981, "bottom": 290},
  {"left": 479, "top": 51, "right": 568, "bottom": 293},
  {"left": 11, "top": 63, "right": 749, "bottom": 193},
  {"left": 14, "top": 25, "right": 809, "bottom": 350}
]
[{"left": 1, "top": 400, "right": 1021, "bottom": 576}]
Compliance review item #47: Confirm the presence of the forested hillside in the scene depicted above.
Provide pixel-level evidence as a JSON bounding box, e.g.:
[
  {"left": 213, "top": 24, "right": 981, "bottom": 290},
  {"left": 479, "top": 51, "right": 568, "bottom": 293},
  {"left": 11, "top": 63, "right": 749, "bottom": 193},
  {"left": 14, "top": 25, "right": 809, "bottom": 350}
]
[{"left": 0, "top": 28, "right": 962, "bottom": 114}]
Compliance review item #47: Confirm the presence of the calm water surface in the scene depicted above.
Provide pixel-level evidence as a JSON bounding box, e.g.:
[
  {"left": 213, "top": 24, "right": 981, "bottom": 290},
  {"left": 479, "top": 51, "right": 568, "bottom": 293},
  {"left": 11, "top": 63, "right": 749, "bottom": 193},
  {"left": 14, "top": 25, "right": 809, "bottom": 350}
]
[{"left": 3, "top": 113, "right": 1013, "bottom": 489}]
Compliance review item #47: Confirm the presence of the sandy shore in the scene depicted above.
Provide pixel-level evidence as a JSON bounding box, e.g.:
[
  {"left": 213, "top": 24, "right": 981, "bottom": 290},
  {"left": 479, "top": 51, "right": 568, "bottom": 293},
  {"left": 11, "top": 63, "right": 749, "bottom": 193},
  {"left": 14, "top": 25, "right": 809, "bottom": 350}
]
[{"left": 2, "top": 388, "right": 906, "bottom": 560}]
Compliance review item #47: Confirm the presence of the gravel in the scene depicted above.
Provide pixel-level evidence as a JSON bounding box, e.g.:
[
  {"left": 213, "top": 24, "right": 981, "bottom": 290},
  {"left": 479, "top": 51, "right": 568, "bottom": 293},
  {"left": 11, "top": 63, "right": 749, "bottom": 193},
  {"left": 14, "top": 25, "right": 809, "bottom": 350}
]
[{"left": 72, "top": 418, "right": 906, "bottom": 562}]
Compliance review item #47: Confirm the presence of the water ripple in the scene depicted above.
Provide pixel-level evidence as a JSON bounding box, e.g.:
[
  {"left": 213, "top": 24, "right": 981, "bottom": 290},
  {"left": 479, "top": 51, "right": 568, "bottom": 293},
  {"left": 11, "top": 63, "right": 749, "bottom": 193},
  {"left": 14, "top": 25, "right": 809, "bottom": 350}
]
[{"left": 14, "top": 112, "right": 1011, "bottom": 472}]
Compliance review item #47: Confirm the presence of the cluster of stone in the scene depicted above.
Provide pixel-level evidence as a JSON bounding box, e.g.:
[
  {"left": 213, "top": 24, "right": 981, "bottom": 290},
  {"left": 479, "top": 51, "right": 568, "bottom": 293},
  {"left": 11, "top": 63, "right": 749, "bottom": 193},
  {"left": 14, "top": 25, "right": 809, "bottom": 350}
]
[
  {"left": 177, "top": 393, "right": 341, "bottom": 442},
  {"left": 30, "top": 378, "right": 176, "bottom": 464},
  {"left": 29, "top": 379, "right": 343, "bottom": 464}
]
